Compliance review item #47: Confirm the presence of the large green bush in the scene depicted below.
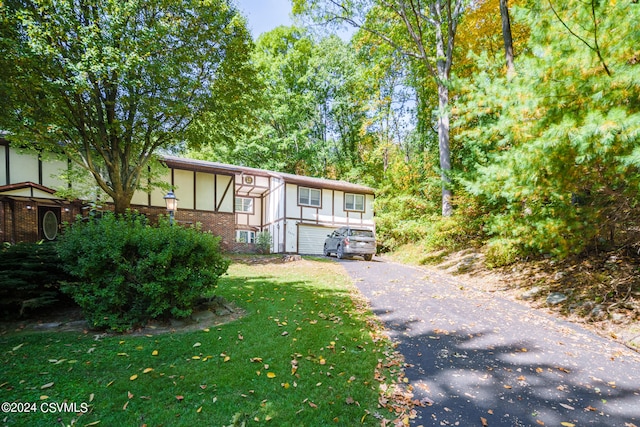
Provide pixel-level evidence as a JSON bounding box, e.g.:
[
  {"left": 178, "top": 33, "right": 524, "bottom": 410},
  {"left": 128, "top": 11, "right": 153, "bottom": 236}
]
[
  {"left": 57, "top": 212, "right": 229, "bottom": 331},
  {"left": 0, "top": 241, "right": 72, "bottom": 317}
]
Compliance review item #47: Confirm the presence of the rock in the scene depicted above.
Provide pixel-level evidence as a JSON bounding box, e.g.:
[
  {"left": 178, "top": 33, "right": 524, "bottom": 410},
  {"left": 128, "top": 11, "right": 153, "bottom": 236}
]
[
  {"left": 520, "top": 286, "right": 544, "bottom": 300},
  {"left": 590, "top": 304, "right": 605, "bottom": 319},
  {"left": 610, "top": 312, "right": 626, "bottom": 323},
  {"left": 546, "top": 292, "right": 568, "bottom": 305}
]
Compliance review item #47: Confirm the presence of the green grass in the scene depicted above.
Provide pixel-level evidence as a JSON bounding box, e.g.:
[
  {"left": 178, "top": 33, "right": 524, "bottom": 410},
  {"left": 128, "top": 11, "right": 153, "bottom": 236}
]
[{"left": 1, "top": 258, "right": 399, "bottom": 426}]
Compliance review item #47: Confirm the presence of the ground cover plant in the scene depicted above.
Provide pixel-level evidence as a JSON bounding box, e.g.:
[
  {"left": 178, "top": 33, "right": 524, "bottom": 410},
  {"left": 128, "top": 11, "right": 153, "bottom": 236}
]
[{"left": 0, "top": 258, "right": 407, "bottom": 426}]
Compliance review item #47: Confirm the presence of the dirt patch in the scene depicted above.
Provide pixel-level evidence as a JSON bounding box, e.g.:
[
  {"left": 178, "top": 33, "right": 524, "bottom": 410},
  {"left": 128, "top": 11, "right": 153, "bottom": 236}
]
[
  {"left": 0, "top": 297, "right": 245, "bottom": 337},
  {"left": 397, "top": 249, "right": 640, "bottom": 352}
]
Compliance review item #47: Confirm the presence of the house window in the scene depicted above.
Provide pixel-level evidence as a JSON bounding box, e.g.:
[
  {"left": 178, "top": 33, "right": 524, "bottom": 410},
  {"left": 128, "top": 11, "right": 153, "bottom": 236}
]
[
  {"left": 235, "top": 197, "right": 253, "bottom": 213},
  {"left": 236, "top": 230, "right": 255, "bottom": 244},
  {"left": 345, "top": 193, "right": 365, "bottom": 212},
  {"left": 299, "top": 187, "right": 321, "bottom": 207}
]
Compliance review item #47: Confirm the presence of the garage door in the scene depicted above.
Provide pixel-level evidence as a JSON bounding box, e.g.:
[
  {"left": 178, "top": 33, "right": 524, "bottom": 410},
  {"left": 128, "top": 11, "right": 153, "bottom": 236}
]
[{"left": 298, "top": 225, "right": 333, "bottom": 255}]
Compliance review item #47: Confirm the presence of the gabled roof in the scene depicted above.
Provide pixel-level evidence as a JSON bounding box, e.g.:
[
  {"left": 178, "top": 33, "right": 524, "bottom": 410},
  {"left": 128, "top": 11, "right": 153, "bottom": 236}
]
[
  {"left": 0, "top": 181, "right": 60, "bottom": 199},
  {"left": 162, "top": 156, "right": 375, "bottom": 194}
]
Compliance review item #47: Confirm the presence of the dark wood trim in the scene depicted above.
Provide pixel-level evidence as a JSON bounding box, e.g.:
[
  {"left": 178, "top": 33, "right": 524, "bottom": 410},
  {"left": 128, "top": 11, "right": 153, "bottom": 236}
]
[{"left": 216, "top": 175, "right": 234, "bottom": 212}]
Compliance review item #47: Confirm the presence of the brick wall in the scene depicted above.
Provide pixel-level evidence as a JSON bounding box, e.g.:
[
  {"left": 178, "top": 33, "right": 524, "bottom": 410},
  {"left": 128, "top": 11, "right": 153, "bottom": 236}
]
[
  {"left": 131, "top": 204, "right": 235, "bottom": 250},
  {"left": 1, "top": 199, "right": 235, "bottom": 251},
  {"left": 0, "top": 199, "right": 83, "bottom": 244}
]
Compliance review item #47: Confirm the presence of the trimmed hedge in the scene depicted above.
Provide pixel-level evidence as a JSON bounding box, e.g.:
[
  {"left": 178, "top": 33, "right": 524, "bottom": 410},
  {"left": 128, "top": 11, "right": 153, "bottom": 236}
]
[{"left": 57, "top": 212, "right": 229, "bottom": 331}]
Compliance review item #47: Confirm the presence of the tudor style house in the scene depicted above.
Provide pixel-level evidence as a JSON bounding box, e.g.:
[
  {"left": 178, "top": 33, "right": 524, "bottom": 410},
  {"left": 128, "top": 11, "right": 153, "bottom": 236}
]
[{"left": 0, "top": 140, "right": 375, "bottom": 255}]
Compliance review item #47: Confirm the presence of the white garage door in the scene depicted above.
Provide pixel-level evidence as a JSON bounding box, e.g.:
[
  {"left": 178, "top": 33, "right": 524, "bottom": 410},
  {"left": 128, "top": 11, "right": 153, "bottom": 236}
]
[{"left": 298, "top": 225, "right": 333, "bottom": 255}]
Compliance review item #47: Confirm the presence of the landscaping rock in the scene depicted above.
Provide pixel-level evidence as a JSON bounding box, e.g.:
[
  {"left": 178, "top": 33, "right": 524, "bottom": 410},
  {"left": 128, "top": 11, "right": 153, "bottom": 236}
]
[
  {"left": 520, "top": 286, "right": 544, "bottom": 300},
  {"left": 546, "top": 292, "right": 568, "bottom": 305}
]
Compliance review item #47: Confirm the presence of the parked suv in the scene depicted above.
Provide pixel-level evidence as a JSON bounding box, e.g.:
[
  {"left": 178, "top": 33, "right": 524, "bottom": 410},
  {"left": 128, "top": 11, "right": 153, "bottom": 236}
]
[{"left": 323, "top": 227, "right": 376, "bottom": 261}]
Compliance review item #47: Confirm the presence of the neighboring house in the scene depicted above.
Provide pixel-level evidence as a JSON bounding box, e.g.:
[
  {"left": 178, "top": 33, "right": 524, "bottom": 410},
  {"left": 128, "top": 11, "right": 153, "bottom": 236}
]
[{"left": 0, "top": 140, "right": 375, "bottom": 255}]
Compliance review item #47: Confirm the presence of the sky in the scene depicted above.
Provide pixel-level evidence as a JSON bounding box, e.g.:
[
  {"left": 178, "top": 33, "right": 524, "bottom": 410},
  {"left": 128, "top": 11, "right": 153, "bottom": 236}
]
[{"left": 234, "top": 0, "right": 295, "bottom": 38}]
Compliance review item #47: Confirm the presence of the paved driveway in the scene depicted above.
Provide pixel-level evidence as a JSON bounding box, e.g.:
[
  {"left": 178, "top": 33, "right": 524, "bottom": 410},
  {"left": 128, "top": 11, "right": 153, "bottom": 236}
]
[{"left": 339, "top": 257, "right": 640, "bottom": 426}]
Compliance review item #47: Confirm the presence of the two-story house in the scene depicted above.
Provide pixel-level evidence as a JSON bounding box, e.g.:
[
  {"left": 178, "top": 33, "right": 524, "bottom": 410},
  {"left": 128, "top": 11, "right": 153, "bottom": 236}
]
[{"left": 0, "top": 141, "right": 375, "bottom": 255}]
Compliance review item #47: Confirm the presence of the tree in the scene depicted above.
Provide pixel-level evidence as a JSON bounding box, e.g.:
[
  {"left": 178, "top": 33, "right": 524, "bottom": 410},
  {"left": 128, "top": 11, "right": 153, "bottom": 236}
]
[
  {"left": 458, "top": 0, "right": 640, "bottom": 258},
  {"left": 499, "top": 0, "right": 515, "bottom": 76},
  {"left": 294, "top": 0, "right": 467, "bottom": 216},
  {"left": 191, "top": 27, "right": 371, "bottom": 179},
  {"left": 0, "top": 0, "right": 253, "bottom": 213}
]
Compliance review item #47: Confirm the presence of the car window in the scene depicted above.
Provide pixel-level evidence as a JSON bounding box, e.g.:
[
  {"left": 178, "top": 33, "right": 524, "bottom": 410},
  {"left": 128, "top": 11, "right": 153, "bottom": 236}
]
[{"left": 349, "top": 229, "right": 374, "bottom": 238}]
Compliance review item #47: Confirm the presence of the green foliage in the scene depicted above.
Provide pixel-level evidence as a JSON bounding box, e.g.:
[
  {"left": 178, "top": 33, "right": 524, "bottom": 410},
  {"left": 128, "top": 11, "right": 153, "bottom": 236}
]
[
  {"left": 57, "top": 212, "right": 230, "bottom": 331},
  {"left": 0, "top": 0, "right": 254, "bottom": 213},
  {"left": 0, "top": 241, "right": 71, "bottom": 317},
  {"left": 484, "top": 238, "right": 520, "bottom": 268},
  {"left": 254, "top": 231, "right": 272, "bottom": 254},
  {"left": 456, "top": 0, "right": 640, "bottom": 259}
]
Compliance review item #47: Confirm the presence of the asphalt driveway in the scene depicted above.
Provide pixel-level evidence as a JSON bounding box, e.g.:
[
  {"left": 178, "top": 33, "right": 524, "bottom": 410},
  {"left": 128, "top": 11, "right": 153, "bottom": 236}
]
[{"left": 339, "top": 257, "right": 640, "bottom": 426}]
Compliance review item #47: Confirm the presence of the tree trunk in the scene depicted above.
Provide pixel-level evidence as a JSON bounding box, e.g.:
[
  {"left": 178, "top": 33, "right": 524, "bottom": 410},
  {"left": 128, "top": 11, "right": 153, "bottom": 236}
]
[
  {"left": 499, "top": 0, "right": 516, "bottom": 77},
  {"left": 437, "top": 82, "right": 453, "bottom": 217}
]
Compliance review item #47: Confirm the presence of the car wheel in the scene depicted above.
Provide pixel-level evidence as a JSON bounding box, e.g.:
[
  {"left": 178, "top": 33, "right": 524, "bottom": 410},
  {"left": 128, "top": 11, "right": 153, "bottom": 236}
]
[
  {"left": 323, "top": 245, "right": 330, "bottom": 257},
  {"left": 336, "top": 245, "right": 344, "bottom": 259},
  {"left": 364, "top": 254, "right": 373, "bottom": 261}
]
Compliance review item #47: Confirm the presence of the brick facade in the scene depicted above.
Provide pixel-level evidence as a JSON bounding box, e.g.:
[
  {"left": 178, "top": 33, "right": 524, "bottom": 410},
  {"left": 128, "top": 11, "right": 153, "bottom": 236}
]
[
  {"left": 0, "top": 199, "right": 82, "bottom": 244},
  {"left": 0, "top": 199, "right": 235, "bottom": 251},
  {"left": 130, "top": 204, "right": 235, "bottom": 251}
]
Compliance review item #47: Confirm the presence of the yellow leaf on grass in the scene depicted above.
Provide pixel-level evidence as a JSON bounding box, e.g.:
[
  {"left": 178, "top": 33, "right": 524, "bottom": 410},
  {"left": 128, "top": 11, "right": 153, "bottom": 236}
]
[
  {"left": 89, "top": 393, "right": 95, "bottom": 402},
  {"left": 192, "top": 356, "right": 201, "bottom": 360},
  {"left": 197, "top": 406, "right": 202, "bottom": 413},
  {"left": 85, "top": 421, "right": 101, "bottom": 426},
  {"left": 40, "top": 395, "right": 48, "bottom": 400},
  {"left": 143, "top": 368, "right": 153, "bottom": 374},
  {"left": 267, "top": 372, "right": 276, "bottom": 378},
  {"left": 152, "top": 350, "right": 158, "bottom": 356},
  {"left": 223, "top": 356, "right": 230, "bottom": 362},
  {"left": 41, "top": 382, "right": 54, "bottom": 389},
  {"left": 130, "top": 375, "right": 138, "bottom": 381},
  {"left": 193, "top": 342, "right": 201, "bottom": 347}
]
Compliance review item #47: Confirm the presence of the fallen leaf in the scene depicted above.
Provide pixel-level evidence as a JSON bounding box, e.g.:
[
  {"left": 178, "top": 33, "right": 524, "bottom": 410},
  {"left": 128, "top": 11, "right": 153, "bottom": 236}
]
[
  {"left": 560, "top": 423, "right": 575, "bottom": 427},
  {"left": 143, "top": 368, "right": 153, "bottom": 374},
  {"left": 129, "top": 375, "right": 138, "bottom": 381},
  {"left": 122, "top": 401, "right": 129, "bottom": 411},
  {"left": 40, "top": 395, "right": 48, "bottom": 400},
  {"left": 346, "top": 397, "right": 355, "bottom": 405},
  {"left": 503, "top": 385, "right": 512, "bottom": 389},
  {"left": 559, "top": 403, "right": 575, "bottom": 410},
  {"left": 85, "top": 421, "right": 101, "bottom": 426},
  {"left": 267, "top": 372, "right": 276, "bottom": 378},
  {"left": 89, "top": 393, "right": 95, "bottom": 402},
  {"left": 193, "top": 342, "right": 201, "bottom": 347},
  {"left": 308, "top": 401, "right": 318, "bottom": 408},
  {"left": 12, "top": 343, "right": 24, "bottom": 352},
  {"left": 41, "top": 382, "right": 54, "bottom": 389},
  {"left": 585, "top": 405, "right": 597, "bottom": 411},
  {"left": 176, "top": 395, "right": 184, "bottom": 401},
  {"left": 536, "top": 420, "right": 545, "bottom": 425},
  {"left": 197, "top": 406, "right": 202, "bottom": 413},
  {"left": 481, "top": 417, "right": 488, "bottom": 426},
  {"left": 223, "top": 356, "right": 230, "bottom": 362},
  {"left": 250, "top": 357, "right": 263, "bottom": 363},
  {"left": 152, "top": 350, "right": 158, "bottom": 356},
  {"left": 128, "top": 391, "right": 133, "bottom": 399}
]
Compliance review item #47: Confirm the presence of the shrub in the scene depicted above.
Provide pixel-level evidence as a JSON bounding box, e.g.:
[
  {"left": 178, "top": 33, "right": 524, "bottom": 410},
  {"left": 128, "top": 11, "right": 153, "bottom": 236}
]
[
  {"left": 484, "top": 238, "right": 520, "bottom": 268},
  {"left": 255, "top": 231, "right": 272, "bottom": 254},
  {"left": 57, "top": 212, "right": 230, "bottom": 331},
  {"left": 0, "top": 241, "right": 72, "bottom": 317}
]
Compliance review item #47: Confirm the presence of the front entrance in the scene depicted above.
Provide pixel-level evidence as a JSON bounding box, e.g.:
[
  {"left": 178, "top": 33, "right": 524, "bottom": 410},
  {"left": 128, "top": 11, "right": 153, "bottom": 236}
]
[{"left": 38, "top": 206, "right": 61, "bottom": 241}]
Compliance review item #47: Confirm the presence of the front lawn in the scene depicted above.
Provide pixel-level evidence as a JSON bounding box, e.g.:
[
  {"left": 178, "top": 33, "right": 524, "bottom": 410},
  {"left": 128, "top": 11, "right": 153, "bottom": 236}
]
[{"left": 1, "top": 257, "right": 405, "bottom": 426}]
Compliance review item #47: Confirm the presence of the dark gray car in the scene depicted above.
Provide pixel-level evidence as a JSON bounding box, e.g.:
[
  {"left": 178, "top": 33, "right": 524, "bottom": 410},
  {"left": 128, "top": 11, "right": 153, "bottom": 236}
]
[{"left": 323, "top": 226, "right": 376, "bottom": 261}]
